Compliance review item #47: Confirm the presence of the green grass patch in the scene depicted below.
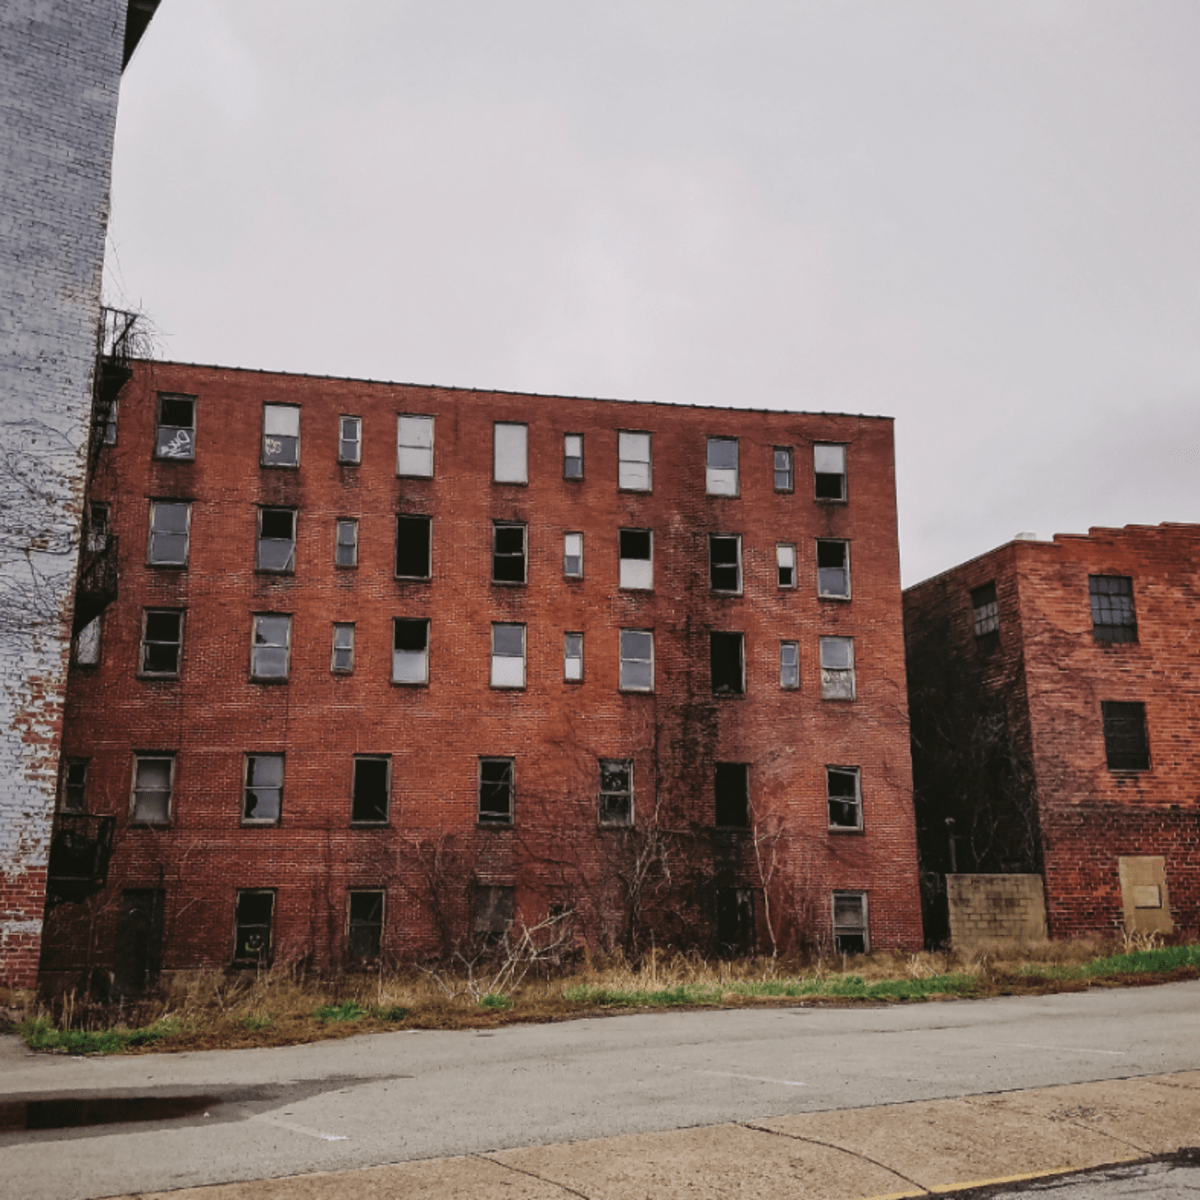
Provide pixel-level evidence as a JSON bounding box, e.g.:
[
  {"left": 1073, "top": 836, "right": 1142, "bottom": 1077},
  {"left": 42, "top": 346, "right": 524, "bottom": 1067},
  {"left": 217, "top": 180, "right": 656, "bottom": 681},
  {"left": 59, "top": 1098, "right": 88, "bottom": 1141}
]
[
  {"left": 18, "top": 1016, "right": 178, "bottom": 1055},
  {"left": 1082, "top": 944, "right": 1200, "bottom": 976},
  {"left": 370, "top": 1005, "right": 412, "bottom": 1022},
  {"left": 314, "top": 1001, "right": 367, "bottom": 1023},
  {"left": 478, "top": 994, "right": 513, "bottom": 1010}
]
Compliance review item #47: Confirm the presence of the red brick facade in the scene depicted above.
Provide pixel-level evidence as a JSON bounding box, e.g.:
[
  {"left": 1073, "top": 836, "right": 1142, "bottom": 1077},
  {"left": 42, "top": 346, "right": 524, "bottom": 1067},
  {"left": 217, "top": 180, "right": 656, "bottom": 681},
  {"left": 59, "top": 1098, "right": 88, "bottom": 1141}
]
[
  {"left": 42, "top": 361, "right": 922, "bottom": 986},
  {"left": 904, "top": 525, "right": 1200, "bottom": 943}
]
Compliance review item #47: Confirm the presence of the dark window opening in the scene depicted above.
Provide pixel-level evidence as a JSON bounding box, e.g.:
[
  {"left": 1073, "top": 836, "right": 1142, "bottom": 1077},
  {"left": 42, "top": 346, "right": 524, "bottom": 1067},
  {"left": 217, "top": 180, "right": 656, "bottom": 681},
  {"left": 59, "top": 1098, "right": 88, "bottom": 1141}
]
[
  {"left": 352, "top": 756, "right": 391, "bottom": 823},
  {"left": 716, "top": 887, "right": 755, "bottom": 955},
  {"left": 233, "top": 890, "right": 275, "bottom": 967},
  {"left": 814, "top": 443, "right": 846, "bottom": 501},
  {"left": 833, "top": 891, "right": 867, "bottom": 953},
  {"left": 257, "top": 508, "right": 296, "bottom": 572},
  {"left": 61, "top": 759, "right": 88, "bottom": 812},
  {"left": 971, "top": 581, "right": 999, "bottom": 642},
  {"left": 348, "top": 890, "right": 384, "bottom": 960},
  {"left": 141, "top": 609, "right": 183, "bottom": 676},
  {"left": 709, "top": 535, "right": 741, "bottom": 592},
  {"left": 711, "top": 631, "right": 745, "bottom": 695},
  {"left": 1102, "top": 700, "right": 1149, "bottom": 770},
  {"left": 599, "top": 759, "right": 633, "bottom": 825},
  {"left": 715, "top": 762, "right": 750, "bottom": 828},
  {"left": 113, "top": 890, "right": 164, "bottom": 997},
  {"left": 393, "top": 618, "right": 429, "bottom": 684},
  {"left": 817, "top": 540, "right": 850, "bottom": 598},
  {"left": 155, "top": 394, "right": 196, "bottom": 459},
  {"left": 827, "top": 766, "right": 862, "bottom": 829},
  {"left": 493, "top": 522, "right": 527, "bottom": 584},
  {"left": 396, "top": 515, "right": 431, "bottom": 579},
  {"left": 479, "top": 758, "right": 514, "bottom": 824},
  {"left": 1090, "top": 575, "right": 1137, "bottom": 643}
]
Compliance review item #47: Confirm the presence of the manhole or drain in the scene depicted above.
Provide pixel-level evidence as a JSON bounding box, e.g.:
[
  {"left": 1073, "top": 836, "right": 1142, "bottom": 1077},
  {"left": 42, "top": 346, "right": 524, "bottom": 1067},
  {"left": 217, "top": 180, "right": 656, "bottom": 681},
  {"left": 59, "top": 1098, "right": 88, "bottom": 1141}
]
[{"left": 0, "top": 1094, "right": 219, "bottom": 1130}]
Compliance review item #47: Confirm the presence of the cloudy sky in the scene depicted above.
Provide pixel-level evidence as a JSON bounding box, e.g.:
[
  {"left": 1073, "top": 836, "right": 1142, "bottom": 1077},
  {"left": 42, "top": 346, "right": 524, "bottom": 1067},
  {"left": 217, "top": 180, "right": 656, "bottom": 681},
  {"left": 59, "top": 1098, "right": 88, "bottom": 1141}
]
[{"left": 105, "top": 1, "right": 1200, "bottom": 586}]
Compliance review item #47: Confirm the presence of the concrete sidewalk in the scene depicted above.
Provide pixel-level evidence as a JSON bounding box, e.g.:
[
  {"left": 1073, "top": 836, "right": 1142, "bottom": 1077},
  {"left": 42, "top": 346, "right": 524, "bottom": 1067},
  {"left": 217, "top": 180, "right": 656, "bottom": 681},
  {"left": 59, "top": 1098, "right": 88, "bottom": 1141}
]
[{"left": 117, "top": 1071, "right": 1200, "bottom": 1200}]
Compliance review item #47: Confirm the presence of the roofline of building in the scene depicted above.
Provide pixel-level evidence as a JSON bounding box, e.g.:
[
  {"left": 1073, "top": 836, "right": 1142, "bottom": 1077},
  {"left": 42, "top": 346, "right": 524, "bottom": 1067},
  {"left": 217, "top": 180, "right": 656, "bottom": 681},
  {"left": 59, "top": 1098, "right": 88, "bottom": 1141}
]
[
  {"left": 123, "top": 0, "right": 161, "bottom": 70},
  {"left": 133, "top": 358, "right": 896, "bottom": 423}
]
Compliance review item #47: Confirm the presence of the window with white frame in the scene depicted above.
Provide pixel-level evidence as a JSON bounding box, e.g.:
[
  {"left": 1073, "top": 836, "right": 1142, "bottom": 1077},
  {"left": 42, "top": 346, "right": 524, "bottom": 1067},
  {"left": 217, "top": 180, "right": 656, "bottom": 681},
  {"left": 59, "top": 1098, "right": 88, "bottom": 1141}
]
[
  {"left": 335, "top": 518, "right": 358, "bottom": 568},
  {"left": 777, "top": 543, "right": 796, "bottom": 588},
  {"left": 493, "top": 522, "right": 527, "bottom": 584},
  {"left": 147, "top": 500, "right": 191, "bottom": 566},
  {"left": 74, "top": 616, "right": 102, "bottom": 666},
  {"left": 774, "top": 447, "right": 793, "bottom": 492},
  {"left": 478, "top": 759, "right": 514, "bottom": 824},
  {"left": 619, "top": 629, "right": 654, "bottom": 691},
  {"left": 817, "top": 539, "right": 850, "bottom": 598},
  {"left": 393, "top": 618, "right": 429, "bottom": 684},
  {"left": 493, "top": 422, "right": 528, "bottom": 484},
  {"left": 599, "top": 758, "right": 633, "bottom": 825},
  {"left": 262, "top": 404, "right": 300, "bottom": 467},
  {"left": 819, "top": 636, "right": 855, "bottom": 700},
  {"left": 618, "top": 430, "right": 651, "bottom": 490},
  {"left": 141, "top": 609, "right": 183, "bottom": 676},
  {"left": 814, "top": 442, "right": 846, "bottom": 501},
  {"left": 396, "top": 514, "right": 431, "bottom": 578},
  {"left": 827, "top": 766, "right": 862, "bottom": 829},
  {"left": 564, "top": 433, "right": 583, "bottom": 479},
  {"left": 706, "top": 437, "right": 739, "bottom": 495},
  {"left": 339, "top": 416, "right": 362, "bottom": 464},
  {"left": 155, "top": 393, "right": 196, "bottom": 459},
  {"left": 780, "top": 640, "right": 799, "bottom": 689},
  {"left": 397, "top": 414, "right": 434, "bottom": 477},
  {"left": 251, "top": 614, "right": 291, "bottom": 680},
  {"left": 243, "top": 753, "right": 284, "bottom": 825},
  {"left": 491, "top": 622, "right": 526, "bottom": 688},
  {"left": 257, "top": 508, "right": 296, "bottom": 572},
  {"left": 832, "top": 891, "right": 868, "bottom": 953},
  {"left": 351, "top": 756, "right": 390, "bottom": 823},
  {"left": 710, "top": 631, "right": 745, "bottom": 696},
  {"left": 564, "top": 632, "right": 583, "bottom": 681},
  {"left": 709, "top": 534, "right": 741, "bottom": 593},
  {"left": 131, "top": 754, "right": 173, "bottom": 824},
  {"left": 332, "top": 622, "right": 355, "bottom": 673},
  {"left": 564, "top": 532, "right": 583, "bottom": 578},
  {"left": 619, "top": 528, "right": 652, "bottom": 589}
]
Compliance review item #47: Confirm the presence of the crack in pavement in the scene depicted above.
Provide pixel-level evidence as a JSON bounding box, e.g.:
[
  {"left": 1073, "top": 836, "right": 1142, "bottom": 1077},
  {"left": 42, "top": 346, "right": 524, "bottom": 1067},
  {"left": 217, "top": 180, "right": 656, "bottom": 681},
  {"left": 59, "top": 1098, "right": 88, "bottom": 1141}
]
[{"left": 477, "top": 1152, "right": 592, "bottom": 1199}]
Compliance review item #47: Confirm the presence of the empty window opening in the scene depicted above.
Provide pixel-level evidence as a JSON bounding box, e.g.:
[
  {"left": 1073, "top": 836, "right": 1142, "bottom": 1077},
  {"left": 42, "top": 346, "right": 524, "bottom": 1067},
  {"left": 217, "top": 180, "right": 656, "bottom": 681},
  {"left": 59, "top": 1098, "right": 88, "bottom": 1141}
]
[
  {"left": 817, "top": 540, "right": 850, "bottom": 598},
  {"left": 716, "top": 887, "right": 755, "bottom": 955},
  {"left": 396, "top": 514, "right": 431, "bottom": 578},
  {"left": 706, "top": 437, "right": 739, "bottom": 496},
  {"left": 711, "top": 632, "right": 745, "bottom": 696},
  {"left": 1102, "top": 700, "right": 1150, "bottom": 771},
  {"left": 832, "top": 892, "right": 868, "bottom": 953},
  {"left": 618, "top": 430, "right": 651, "bottom": 490},
  {"left": 352, "top": 756, "right": 390, "bottom": 823},
  {"left": 262, "top": 405, "right": 300, "bottom": 467},
  {"left": 599, "top": 758, "right": 633, "bottom": 826},
  {"left": 827, "top": 766, "right": 862, "bottom": 829},
  {"left": 339, "top": 416, "right": 362, "bottom": 464},
  {"left": 233, "top": 890, "right": 275, "bottom": 967},
  {"left": 971, "top": 581, "right": 999, "bottom": 641},
  {"left": 780, "top": 640, "right": 799, "bottom": 689},
  {"left": 141, "top": 609, "right": 183, "bottom": 676},
  {"left": 715, "top": 763, "right": 750, "bottom": 828},
  {"left": 397, "top": 414, "right": 434, "bottom": 477},
  {"left": 619, "top": 629, "right": 654, "bottom": 692},
  {"left": 148, "top": 500, "right": 190, "bottom": 566},
  {"left": 564, "top": 433, "right": 583, "bottom": 479},
  {"left": 774, "top": 447, "right": 794, "bottom": 492},
  {"left": 348, "top": 891, "right": 385, "bottom": 960},
  {"left": 709, "top": 535, "right": 742, "bottom": 593},
  {"left": 493, "top": 522, "right": 527, "bottom": 584},
  {"left": 258, "top": 508, "right": 296, "bottom": 572},
  {"left": 777, "top": 543, "right": 796, "bottom": 588},
  {"left": 393, "top": 618, "right": 429, "bottom": 684},
  {"left": 251, "top": 614, "right": 291, "bottom": 680},
  {"left": 332, "top": 622, "right": 355, "bottom": 673},
  {"left": 565, "top": 632, "right": 583, "bottom": 681},
  {"left": 1090, "top": 575, "right": 1137, "bottom": 643},
  {"left": 491, "top": 622, "right": 526, "bottom": 688},
  {"left": 75, "top": 617, "right": 102, "bottom": 665},
  {"left": 86, "top": 502, "right": 110, "bottom": 552},
  {"left": 479, "top": 759, "right": 515, "bottom": 824},
  {"left": 819, "top": 636, "right": 855, "bottom": 700},
  {"left": 473, "top": 884, "right": 514, "bottom": 941},
  {"left": 155, "top": 393, "right": 196, "bottom": 460},
  {"left": 619, "top": 528, "right": 653, "bottom": 589},
  {"left": 814, "top": 443, "right": 846, "bottom": 501},
  {"left": 243, "top": 754, "right": 283, "bottom": 825},
  {"left": 494, "top": 422, "right": 528, "bottom": 484},
  {"left": 131, "top": 755, "right": 173, "bottom": 824},
  {"left": 61, "top": 759, "right": 88, "bottom": 812},
  {"left": 564, "top": 532, "right": 583, "bottom": 578},
  {"left": 335, "top": 518, "right": 358, "bottom": 567}
]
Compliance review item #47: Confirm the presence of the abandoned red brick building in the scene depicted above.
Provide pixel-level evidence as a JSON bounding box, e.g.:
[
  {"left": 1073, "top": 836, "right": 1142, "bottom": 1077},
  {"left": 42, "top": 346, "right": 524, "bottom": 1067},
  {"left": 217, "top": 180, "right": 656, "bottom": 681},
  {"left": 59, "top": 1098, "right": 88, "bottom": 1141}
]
[
  {"left": 904, "top": 524, "right": 1200, "bottom": 945},
  {"left": 42, "top": 360, "right": 922, "bottom": 989}
]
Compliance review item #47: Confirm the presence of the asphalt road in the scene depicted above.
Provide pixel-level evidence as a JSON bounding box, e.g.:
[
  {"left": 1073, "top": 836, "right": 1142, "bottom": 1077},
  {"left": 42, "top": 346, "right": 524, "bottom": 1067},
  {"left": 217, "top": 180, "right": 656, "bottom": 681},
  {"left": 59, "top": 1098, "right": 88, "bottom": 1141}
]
[{"left": 2, "top": 980, "right": 1199, "bottom": 1200}]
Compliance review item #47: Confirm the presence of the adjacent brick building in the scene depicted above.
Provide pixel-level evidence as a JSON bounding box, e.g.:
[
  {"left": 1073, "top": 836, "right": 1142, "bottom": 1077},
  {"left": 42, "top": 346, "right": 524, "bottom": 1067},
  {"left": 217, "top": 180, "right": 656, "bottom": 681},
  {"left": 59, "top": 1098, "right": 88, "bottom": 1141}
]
[
  {"left": 41, "top": 360, "right": 923, "bottom": 988},
  {"left": 904, "top": 524, "right": 1200, "bottom": 945}
]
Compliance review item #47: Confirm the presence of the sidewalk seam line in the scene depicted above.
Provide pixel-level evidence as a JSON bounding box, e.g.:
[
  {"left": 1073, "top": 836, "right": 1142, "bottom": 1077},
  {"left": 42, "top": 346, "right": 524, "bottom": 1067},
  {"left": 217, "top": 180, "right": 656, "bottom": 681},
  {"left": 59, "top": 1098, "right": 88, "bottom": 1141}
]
[{"left": 476, "top": 1151, "right": 592, "bottom": 1199}]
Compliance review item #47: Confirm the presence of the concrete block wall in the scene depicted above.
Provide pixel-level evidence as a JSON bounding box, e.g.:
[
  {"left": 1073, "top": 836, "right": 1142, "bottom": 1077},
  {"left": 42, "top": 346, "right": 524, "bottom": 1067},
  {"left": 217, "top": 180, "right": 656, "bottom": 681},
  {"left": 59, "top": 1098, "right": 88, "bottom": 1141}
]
[{"left": 946, "top": 873, "right": 1046, "bottom": 951}]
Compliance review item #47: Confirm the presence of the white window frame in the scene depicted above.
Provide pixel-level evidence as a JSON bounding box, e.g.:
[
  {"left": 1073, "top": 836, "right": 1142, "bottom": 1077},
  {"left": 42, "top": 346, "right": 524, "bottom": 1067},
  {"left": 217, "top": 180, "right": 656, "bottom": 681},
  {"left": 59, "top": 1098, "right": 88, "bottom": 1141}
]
[
  {"left": 339, "top": 415, "right": 362, "bottom": 464},
  {"left": 335, "top": 518, "right": 358, "bottom": 568},
  {"left": 262, "top": 404, "right": 301, "bottom": 467},
  {"left": 251, "top": 614, "right": 292, "bottom": 681},
  {"left": 332, "top": 622, "right": 355, "bottom": 673},
  {"left": 155, "top": 393, "right": 196, "bottom": 460},
  {"left": 397, "top": 414, "right": 434, "bottom": 477},
  {"left": 478, "top": 758, "right": 515, "bottom": 825},
  {"left": 777, "top": 543, "right": 796, "bottom": 588},
  {"left": 619, "top": 629, "right": 654, "bottom": 692},
  {"left": 493, "top": 421, "right": 528, "bottom": 484},
  {"left": 564, "top": 532, "right": 583, "bottom": 578},
  {"left": 147, "top": 500, "right": 191, "bottom": 566},
  {"left": 131, "top": 754, "right": 174, "bottom": 824},
  {"left": 257, "top": 507, "right": 297, "bottom": 573},
  {"left": 140, "top": 608, "right": 184, "bottom": 677},
  {"left": 564, "top": 632, "right": 583, "bottom": 681},
  {"left": 393, "top": 618, "right": 430, "bottom": 685},
  {"left": 832, "top": 891, "right": 869, "bottom": 953},
  {"left": 618, "top": 430, "right": 652, "bottom": 491},
  {"left": 709, "top": 534, "right": 742, "bottom": 594},
  {"left": 819, "top": 636, "right": 855, "bottom": 700},
  {"left": 817, "top": 539, "right": 851, "bottom": 599},
  {"left": 599, "top": 758, "right": 634, "bottom": 826},
  {"left": 491, "top": 622, "right": 526, "bottom": 688},
  {"left": 564, "top": 433, "right": 584, "bottom": 480},
  {"left": 619, "top": 528, "right": 653, "bottom": 590},
  {"left": 492, "top": 521, "right": 527, "bottom": 585},
  {"left": 74, "top": 616, "right": 102, "bottom": 666},
  {"left": 774, "top": 446, "right": 794, "bottom": 492},
  {"left": 780, "top": 640, "right": 799, "bottom": 689},
  {"left": 706, "top": 436, "right": 739, "bottom": 496},
  {"left": 814, "top": 442, "right": 847, "bottom": 501},
  {"left": 243, "top": 752, "right": 284, "bottom": 826},
  {"left": 827, "top": 765, "right": 862, "bottom": 830}
]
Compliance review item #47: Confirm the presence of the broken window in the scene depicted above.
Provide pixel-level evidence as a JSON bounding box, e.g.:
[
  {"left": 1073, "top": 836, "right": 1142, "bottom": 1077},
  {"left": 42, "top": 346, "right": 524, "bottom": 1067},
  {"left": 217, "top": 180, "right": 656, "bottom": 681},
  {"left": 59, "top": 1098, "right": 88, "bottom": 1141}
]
[
  {"left": 131, "top": 754, "right": 173, "bottom": 824},
  {"left": 393, "top": 618, "right": 429, "bottom": 684},
  {"left": 155, "top": 393, "right": 196, "bottom": 459},
  {"left": 262, "top": 404, "right": 300, "bottom": 467},
  {"left": 472, "top": 884, "right": 514, "bottom": 939},
  {"left": 1102, "top": 700, "right": 1149, "bottom": 770},
  {"left": 817, "top": 540, "right": 850, "bottom": 598},
  {"left": 251, "top": 614, "right": 291, "bottom": 680},
  {"left": 827, "top": 766, "right": 862, "bottom": 829},
  {"left": 780, "top": 640, "right": 799, "bottom": 689},
  {"left": 564, "top": 433, "right": 584, "bottom": 479},
  {"left": 479, "top": 758, "right": 515, "bottom": 824},
  {"left": 351, "top": 756, "right": 390, "bottom": 823},
  {"left": 233, "top": 890, "right": 275, "bottom": 967},
  {"left": 711, "top": 631, "right": 745, "bottom": 696},
  {"left": 140, "top": 609, "right": 183, "bottom": 677},
  {"left": 348, "top": 890, "right": 385, "bottom": 959},
  {"left": 971, "top": 581, "right": 999, "bottom": 640},
  {"left": 332, "top": 622, "right": 355, "bottom": 673},
  {"left": 774, "top": 447, "right": 794, "bottom": 492},
  {"left": 716, "top": 887, "right": 755, "bottom": 955},
  {"left": 599, "top": 758, "right": 633, "bottom": 826},
  {"left": 87, "top": 502, "right": 111, "bottom": 552},
  {"left": 74, "top": 616, "right": 102, "bottom": 666},
  {"left": 493, "top": 522, "right": 527, "bottom": 584},
  {"left": 832, "top": 891, "right": 868, "bottom": 953},
  {"left": 565, "top": 632, "right": 583, "bottom": 681},
  {"left": 619, "top": 629, "right": 654, "bottom": 692},
  {"left": 564, "top": 532, "right": 583, "bottom": 578},
  {"left": 706, "top": 437, "right": 739, "bottom": 496},
  {"left": 814, "top": 442, "right": 846, "bottom": 501},
  {"left": 339, "top": 415, "right": 362, "bottom": 464},
  {"left": 494, "top": 421, "right": 528, "bottom": 484},
  {"left": 491, "top": 622, "right": 526, "bottom": 688},
  {"left": 147, "top": 500, "right": 190, "bottom": 566},
  {"left": 396, "top": 514, "right": 432, "bottom": 579},
  {"left": 243, "top": 753, "right": 283, "bottom": 825},
  {"left": 335, "top": 518, "right": 358, "bottom": 568},
  {"left": 257, "top": 507, "right": 296, "bottom": 572},
  {"left": 60, "top": 759, "right": 88, "bottom": 812},
  {"left": 1090, "top": 575, "right": 1137, "bottom": 643},
  {"left": 397, "top": 414, "right": 434, "bottom": 477},
  {"left": 715, "top": 762, "right": 750, "bottom": 828},
  {"left": 819, "top": 636, "right": 855, "bottom": 700},
  {"left": 619, "top": 528, "right": 653, "bottom": 589},
  {"left": 103, "top": 396, "right": 119, "bottom": 445},
  {"left": 618, "top": 430, "right": 651, "bottom": 490},
  {"left": 776, "top": 543, "right": 796, "bottom": 588},
  {"left": 709, "top": 534, "right": 741, "bottom": 593}
]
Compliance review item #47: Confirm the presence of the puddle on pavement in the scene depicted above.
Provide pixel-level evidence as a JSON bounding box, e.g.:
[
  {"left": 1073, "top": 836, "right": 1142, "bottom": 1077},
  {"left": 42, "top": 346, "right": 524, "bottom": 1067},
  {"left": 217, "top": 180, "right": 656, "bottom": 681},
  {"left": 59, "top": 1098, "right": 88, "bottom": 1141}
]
[{"left": 0, "top": 1094, "right": 220, "bottom": 1131}]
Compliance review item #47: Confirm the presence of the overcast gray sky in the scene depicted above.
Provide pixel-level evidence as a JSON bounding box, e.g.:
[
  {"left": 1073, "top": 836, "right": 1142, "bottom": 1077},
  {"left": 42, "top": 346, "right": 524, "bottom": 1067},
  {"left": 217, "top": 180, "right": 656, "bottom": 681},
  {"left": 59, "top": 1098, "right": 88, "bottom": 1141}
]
[{"left": 104, "top": 1, "right": 1200, "bottom": 586}]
